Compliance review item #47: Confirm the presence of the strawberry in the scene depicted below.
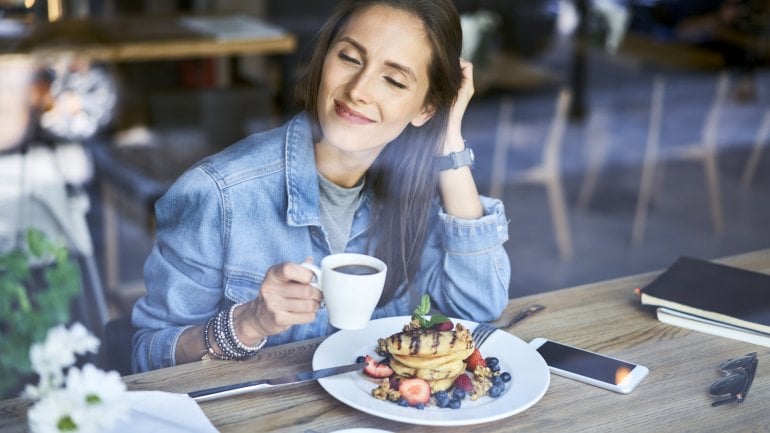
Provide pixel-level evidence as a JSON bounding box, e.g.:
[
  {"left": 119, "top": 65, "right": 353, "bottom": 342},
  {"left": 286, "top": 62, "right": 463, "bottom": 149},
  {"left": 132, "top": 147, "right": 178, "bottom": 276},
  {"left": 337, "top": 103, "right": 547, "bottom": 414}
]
[
  {"left": 398, "top": 378, "right": 431, "bottom": 406},
  {"left": 363, "top": 355, "right": 394, "bottom": 379},
  {"left": 453, "top": 374, "right": 474, "bottom": 393},
  {"left": 465, "top": 348, "right": 487, "bottom": 372},
  {"left": 430, "top": 320, "right": 454, "bottom": 331}
]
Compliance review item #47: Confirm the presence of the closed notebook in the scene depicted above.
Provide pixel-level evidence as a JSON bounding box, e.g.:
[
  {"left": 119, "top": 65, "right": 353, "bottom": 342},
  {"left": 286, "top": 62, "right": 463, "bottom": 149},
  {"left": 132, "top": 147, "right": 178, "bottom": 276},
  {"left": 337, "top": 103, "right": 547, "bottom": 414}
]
[
  {"left": 657, "top": 307, "right": 770, "bottom": 347},
  {"left": 639, "top": 256, "right": 770, "bottom": 334}
]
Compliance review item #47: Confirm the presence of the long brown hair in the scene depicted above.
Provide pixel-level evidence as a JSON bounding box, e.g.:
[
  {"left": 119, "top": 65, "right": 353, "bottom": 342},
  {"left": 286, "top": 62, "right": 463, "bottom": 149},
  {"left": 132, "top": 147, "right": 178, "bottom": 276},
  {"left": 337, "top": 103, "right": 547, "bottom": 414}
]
[{"left": 295, "top": 0, "right": 463, "bottom": 306}]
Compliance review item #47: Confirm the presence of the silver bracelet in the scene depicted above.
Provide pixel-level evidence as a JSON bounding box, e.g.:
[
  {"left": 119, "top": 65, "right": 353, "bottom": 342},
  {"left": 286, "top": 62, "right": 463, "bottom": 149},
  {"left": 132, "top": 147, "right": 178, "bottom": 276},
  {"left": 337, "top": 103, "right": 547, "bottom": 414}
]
[
  {"left": 214, "top": 309, "right": 242, "bottom": 359},
  {"left": 227, "top": 303, "right": 267, "bottom": 353}
]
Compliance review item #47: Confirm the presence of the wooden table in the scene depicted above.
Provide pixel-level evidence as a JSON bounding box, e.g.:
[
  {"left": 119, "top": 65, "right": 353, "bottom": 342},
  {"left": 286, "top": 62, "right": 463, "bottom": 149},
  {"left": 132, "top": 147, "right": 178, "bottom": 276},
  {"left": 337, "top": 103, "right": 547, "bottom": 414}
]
[
  {"left": 1, "top": 249, "right": 768, "bottom": 432},
  {"left": 0, "top": 15, "right": 296, "bottom": 61}
]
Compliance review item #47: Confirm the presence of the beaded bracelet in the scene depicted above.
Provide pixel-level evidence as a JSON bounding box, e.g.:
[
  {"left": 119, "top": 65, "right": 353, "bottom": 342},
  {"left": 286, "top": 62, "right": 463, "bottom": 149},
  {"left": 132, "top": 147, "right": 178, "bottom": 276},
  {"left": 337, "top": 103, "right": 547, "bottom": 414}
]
[
  {"left": 203, "top": 304, "right": 268, "bottom": 361},
  {"left": 227, "top": 303, "right": 267, "bottom": 353},
  {"left": 214, "top": 309, "right": 242, "bottom": 359},
  {"left": 203, "top": 315, "right": 233, "bottom": 360}
]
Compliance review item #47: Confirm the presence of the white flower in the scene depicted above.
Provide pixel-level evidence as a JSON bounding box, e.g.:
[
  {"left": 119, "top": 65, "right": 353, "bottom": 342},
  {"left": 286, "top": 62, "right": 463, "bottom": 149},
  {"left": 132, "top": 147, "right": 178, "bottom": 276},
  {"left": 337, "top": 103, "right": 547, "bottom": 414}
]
[
  {"left": 30, "top": 325, "right": 77, "bottom": 380},
  {"left": 26, "top": 323, "right": 127, "bottom": 433},
  {"left": 66, "top": 323, "right": 100, "bottom": 356},
  {"left": 65, "top": 364, "right": 129, "bottom": 430},
  {"left": 27, "top": 323, "right": 101, "bottom": 396},
  {"left": 27, "top": 389, "right": 88, "bottom": 433}
]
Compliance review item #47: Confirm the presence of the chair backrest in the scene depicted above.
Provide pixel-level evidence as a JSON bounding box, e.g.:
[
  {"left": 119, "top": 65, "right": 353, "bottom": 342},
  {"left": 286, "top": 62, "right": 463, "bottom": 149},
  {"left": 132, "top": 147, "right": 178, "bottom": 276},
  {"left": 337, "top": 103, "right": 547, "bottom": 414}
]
[
  {"left": 542, "top": 88, "right": 572, "bottom": 169},
  {"left": 701, "top": 72, "right": 730, "bottom": 150}
]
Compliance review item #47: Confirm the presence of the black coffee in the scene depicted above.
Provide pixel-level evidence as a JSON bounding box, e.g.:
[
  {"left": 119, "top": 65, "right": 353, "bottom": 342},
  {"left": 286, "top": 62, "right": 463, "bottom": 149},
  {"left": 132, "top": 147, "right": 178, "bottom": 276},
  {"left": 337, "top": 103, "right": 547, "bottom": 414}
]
[{"left": 333, "top": 264, "right": 379, "bottom": 275}]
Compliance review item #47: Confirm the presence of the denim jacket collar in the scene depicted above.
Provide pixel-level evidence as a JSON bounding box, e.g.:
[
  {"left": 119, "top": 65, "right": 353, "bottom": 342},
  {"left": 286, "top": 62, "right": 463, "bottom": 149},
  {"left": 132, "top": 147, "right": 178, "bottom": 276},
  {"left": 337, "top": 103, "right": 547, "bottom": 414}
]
[{"left": 285, "top": 113, "right": 322, "bottom": 228}]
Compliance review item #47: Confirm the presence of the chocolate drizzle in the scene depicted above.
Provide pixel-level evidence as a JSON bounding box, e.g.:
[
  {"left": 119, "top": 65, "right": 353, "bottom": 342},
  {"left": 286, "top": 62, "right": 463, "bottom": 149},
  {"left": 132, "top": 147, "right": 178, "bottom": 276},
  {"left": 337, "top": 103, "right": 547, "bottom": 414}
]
[{"left": 387, "top": 328, "right": 472, "bottom": 356}]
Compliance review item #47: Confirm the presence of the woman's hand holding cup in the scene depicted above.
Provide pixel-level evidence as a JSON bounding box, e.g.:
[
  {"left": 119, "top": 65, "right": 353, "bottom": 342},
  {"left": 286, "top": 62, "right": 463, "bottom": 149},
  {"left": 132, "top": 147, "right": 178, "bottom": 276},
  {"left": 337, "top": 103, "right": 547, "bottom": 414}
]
[
  {"left": 238, "top": 261, "right": 324, "bottom": 343},
  {"left": 301, "top": 253, "right": 387, "bottom": 330}
]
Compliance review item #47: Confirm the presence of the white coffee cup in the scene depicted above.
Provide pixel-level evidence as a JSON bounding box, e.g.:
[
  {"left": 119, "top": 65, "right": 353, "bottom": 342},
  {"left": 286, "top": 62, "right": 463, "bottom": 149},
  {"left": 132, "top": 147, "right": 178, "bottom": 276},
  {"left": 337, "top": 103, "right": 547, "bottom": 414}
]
[{"left": 301, "top": 253, "right": 387, "bottom": 330}]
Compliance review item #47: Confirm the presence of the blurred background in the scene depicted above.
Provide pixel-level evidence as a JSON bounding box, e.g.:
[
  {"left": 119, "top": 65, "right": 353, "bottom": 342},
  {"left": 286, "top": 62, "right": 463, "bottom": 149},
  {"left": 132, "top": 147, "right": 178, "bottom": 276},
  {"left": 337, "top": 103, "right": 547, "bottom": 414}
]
[{"left": 1, "top": 0, "right": 769, "bottom": 376}]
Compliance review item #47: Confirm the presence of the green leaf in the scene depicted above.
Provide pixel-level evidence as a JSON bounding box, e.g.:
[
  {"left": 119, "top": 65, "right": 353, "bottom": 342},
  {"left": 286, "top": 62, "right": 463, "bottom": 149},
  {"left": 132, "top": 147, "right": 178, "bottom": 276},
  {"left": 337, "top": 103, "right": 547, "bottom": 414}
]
[
  {"left": 0, "top": 251, "right": 29, "bottom": 281},
  {"left": 425, "top": 313, "right": 450, "bottom": 328},
  {"left": 410, "top": 295, "right": 450, "bottom": 328},
  {"left": 0, "top": 229, "right": 82, "bottom": 398},
  {"left": 414, "top": 294, "right": 431, "bottom": 316},
  {"left": 26, "top": 228, "right": 48, "bottom": 257}
]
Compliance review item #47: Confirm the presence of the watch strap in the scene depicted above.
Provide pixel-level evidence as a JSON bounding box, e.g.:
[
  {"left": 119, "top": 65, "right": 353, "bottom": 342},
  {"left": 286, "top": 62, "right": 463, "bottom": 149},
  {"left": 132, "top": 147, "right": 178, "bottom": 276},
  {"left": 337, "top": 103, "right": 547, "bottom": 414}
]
[{"left": 437, "top": 147, "right": 474, "bottom": 171}]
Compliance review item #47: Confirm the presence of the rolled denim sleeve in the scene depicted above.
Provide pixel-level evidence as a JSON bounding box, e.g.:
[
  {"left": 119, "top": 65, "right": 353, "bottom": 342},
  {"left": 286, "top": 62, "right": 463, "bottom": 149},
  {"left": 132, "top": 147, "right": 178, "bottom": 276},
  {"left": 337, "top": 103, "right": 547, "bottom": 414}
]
[
  {"left": 417, "top": 195, "right": 510, "bottom": 322},
  {"left": 131, "top": 165, "right": 226, "bottom": 373}
]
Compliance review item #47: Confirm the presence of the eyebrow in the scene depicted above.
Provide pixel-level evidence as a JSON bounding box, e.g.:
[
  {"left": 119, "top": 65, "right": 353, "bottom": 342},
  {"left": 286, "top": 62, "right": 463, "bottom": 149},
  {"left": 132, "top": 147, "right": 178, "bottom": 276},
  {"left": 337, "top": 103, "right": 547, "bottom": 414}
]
[{"left": 338, "top": 36, "right": 417, "bottom": 82}]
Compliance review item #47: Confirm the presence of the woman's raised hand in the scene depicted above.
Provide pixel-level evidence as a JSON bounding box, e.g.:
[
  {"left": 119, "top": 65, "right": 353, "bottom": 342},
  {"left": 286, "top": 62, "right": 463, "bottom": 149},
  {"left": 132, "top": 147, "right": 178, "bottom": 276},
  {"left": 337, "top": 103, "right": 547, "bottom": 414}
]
[
  {"left": 235, "top": 261, "right": 324, "bottom": 344},
  {"left": 445, "top": 58, "right": 475, "bottom": 153}
]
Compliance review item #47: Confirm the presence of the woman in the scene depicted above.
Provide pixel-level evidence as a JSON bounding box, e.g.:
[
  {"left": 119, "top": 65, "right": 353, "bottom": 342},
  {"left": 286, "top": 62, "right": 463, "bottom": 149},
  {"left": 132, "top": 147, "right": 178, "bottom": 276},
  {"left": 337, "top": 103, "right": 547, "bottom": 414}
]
[{"left": 132, "top": 0, "right": 511, "bottom": 373}]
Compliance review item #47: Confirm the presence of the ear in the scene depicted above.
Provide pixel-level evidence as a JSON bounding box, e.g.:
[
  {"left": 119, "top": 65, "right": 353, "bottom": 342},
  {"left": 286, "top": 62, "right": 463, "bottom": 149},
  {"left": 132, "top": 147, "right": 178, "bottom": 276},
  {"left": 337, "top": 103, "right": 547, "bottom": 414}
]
[{"left": 410, "top": 103, "right": 436, "bottom": 128}]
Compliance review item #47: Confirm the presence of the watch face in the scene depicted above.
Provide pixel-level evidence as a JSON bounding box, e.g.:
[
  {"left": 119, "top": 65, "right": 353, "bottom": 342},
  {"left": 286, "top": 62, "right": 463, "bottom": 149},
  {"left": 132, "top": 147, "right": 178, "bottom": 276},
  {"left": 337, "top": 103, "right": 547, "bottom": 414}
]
[{"left": 38, "top": 60, "right": 117, "bottom": 141}]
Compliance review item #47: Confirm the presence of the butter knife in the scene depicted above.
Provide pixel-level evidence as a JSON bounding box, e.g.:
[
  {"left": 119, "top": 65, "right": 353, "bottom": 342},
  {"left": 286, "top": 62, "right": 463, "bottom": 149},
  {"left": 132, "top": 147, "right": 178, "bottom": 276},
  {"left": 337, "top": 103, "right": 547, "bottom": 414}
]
[
  {"left": 189, "top": 361, "right": 365, "bottom": 403},
  {"left": 504, "top": 304, "right": 545, "bottom": 328}
]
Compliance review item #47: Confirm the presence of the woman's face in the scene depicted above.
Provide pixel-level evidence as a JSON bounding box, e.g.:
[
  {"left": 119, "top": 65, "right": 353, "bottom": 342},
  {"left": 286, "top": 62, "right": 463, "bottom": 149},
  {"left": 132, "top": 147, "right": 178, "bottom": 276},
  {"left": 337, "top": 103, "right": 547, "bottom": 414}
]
[{"left": 316, "top": 4, "right": 435, "bottom": 159}]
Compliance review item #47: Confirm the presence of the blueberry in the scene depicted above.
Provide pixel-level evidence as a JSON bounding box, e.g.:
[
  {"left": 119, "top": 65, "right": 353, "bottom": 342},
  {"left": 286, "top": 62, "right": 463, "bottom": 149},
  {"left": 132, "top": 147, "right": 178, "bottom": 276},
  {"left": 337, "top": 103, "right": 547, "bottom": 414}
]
[
  {"left": 449, "top": 398, "right": 462, "bottom": 409},
  {"left": 488, "top": 384, "right": 504, "bottom": 398},
  {"left": 434, "top": 391, "right": 450, "bottom": 407},
  {"left": 500, "top": 372, "right": 512, "bottom": 383},
  {"left": 356, "top": 355, "right": 366, "bottom": 363},
  {"left": 485, "top": 357, "right": 499, "bottom": 369},
  {"left": 452, "top": 388, "right": 466, "bottom": 400},
  {"left": 491, "top": 375, "right": 503, "bottom": 385},
  {"left": 414, "top": 403, "right": 426, "bottom": 410},
  {"left": 397, "top": 398, "right": 409, "bottom": 407}
]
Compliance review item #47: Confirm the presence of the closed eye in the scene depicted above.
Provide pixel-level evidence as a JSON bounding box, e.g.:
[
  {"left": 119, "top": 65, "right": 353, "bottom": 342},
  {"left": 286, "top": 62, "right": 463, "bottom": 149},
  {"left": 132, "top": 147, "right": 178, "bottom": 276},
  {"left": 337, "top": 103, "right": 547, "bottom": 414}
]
[
  {"left": 384, "top": 76, "right": 407, "bottom": 89},
  {"left": 338, "top": 51, "right": 361, "bottom": 66}
]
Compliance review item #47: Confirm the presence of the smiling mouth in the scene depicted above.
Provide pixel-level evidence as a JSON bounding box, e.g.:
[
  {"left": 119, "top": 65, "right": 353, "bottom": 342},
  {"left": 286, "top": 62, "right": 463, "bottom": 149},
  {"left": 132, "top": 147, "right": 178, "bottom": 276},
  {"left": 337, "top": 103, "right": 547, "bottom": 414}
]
[{"left": 334, "top": 101, "right": 375, "bottom": 124}]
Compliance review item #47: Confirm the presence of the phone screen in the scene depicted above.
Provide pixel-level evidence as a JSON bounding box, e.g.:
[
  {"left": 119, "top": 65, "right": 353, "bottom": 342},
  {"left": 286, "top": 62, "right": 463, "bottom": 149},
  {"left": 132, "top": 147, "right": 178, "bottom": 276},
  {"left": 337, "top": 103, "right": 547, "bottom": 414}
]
[{"left": 535, "top": 340, "right": 637, "bottom": 385}]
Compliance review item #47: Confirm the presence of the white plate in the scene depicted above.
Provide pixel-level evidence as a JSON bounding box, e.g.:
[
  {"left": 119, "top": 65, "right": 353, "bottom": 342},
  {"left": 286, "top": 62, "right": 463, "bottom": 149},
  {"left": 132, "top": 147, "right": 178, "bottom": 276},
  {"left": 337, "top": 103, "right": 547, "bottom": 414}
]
[
  {"left": 312, "top": 316, "right": 550, "bottom": 426},
  {"left": 332, "top": 428, "right": 393, "bottom": 433}
]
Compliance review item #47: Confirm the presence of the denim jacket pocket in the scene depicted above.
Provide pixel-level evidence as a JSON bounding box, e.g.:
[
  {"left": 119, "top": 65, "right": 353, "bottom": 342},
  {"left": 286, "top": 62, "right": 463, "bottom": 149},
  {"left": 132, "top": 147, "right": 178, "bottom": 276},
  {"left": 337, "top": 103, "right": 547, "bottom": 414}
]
[{"left": 223, "top": 268, "right": 265, "bottom": 305}]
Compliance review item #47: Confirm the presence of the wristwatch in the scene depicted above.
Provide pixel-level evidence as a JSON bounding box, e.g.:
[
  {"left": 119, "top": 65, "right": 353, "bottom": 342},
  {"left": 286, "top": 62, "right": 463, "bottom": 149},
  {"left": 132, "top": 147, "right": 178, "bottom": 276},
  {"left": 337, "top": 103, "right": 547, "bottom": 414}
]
[{"left": 437, "top": 147, "right": 475, "bottom": 171}]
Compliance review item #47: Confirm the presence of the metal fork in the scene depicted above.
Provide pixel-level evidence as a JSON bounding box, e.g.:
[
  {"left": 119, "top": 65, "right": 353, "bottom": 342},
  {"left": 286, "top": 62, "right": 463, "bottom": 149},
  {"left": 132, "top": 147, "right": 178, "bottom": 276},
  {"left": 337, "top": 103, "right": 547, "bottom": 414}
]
[{"left": 471, "top": 304, "right": 545, "bottom": 348}]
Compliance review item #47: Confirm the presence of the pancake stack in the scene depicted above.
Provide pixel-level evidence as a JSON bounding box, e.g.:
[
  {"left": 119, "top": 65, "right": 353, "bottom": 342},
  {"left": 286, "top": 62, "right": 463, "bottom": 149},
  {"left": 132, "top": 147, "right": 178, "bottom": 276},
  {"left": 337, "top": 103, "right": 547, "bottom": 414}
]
[{"left": 381, "top": 323, "right": 474, "bottom": 391}]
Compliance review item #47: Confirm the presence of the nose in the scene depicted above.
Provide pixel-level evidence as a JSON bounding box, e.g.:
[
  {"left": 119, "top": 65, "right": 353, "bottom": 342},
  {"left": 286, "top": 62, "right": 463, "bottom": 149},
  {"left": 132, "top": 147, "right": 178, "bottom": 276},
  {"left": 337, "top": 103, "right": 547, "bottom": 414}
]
[{"left": 347, "top": 69, "right": 375, "bottom": 104}]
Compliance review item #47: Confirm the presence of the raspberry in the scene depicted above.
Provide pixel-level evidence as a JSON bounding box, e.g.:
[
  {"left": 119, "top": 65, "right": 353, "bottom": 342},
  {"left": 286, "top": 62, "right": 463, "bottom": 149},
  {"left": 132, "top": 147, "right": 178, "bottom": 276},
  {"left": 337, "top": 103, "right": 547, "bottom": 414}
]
[
  {"left": 431, "top": 321, "right": 454, "bottom": 331},
  {"left": 453, "top": 374, "right": 474, "bottom": 393}
]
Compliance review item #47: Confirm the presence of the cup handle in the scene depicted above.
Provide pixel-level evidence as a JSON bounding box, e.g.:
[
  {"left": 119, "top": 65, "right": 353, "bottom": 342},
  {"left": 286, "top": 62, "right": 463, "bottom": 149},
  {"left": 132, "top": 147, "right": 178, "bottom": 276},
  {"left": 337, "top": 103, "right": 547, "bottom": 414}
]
[
  {"left": 300, "top": 262, "right": 326, "bottom": 309},
  {"left": 300, "top": 262, "right": 322, "bottom": 289}
]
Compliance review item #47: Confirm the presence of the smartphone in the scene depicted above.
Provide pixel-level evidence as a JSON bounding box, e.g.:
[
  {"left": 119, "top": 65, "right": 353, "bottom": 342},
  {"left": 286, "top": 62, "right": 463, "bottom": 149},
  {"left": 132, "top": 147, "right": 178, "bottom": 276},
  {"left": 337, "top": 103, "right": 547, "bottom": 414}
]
[{"left": 529, "top": 338, "right": 649, "bottom": 394}]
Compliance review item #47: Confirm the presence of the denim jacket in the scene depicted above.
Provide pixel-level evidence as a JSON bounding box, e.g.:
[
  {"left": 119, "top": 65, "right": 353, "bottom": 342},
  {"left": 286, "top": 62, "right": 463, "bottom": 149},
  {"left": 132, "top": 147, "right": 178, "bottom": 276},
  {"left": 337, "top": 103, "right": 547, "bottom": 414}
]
[{"left": 132, "top": 112, "right": 511, "bottom": 373}]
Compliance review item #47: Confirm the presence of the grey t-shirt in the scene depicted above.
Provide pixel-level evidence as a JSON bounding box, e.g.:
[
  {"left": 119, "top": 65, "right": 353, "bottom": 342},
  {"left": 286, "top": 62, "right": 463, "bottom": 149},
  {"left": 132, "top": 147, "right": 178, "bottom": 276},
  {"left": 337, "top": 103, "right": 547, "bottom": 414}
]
[{"left": 317, "top": 174, "right": 365, "bottom": 254}]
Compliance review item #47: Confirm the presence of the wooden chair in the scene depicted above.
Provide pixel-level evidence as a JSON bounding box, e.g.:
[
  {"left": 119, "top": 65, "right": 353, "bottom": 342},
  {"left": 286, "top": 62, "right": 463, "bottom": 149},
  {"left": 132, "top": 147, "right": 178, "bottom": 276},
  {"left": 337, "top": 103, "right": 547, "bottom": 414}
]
[
  {"left": 740, "top": 109, "right": 770, "bottom": 188},
  {"left": 631, "top": 72, "right": 728, "bottom": 245},
  {"left": 576, "top": 107, "right": 612, "bottom": 210},
  {"left": 489, "top": 89, "right": 573, "bottom": 260}
]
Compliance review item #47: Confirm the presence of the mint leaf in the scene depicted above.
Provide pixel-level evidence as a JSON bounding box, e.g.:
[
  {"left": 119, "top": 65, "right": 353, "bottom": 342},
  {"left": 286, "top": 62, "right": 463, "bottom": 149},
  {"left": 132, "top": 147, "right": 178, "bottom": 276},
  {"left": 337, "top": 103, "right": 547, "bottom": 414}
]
[
  {"left": 426, "top": 313, "right": 449, "bottom": 328},
  {"left": 414, "top": 294, "right": 431, "bottom": 316},
  {"left": 411, "top": 295, "right": 450, "bottom": 328}
]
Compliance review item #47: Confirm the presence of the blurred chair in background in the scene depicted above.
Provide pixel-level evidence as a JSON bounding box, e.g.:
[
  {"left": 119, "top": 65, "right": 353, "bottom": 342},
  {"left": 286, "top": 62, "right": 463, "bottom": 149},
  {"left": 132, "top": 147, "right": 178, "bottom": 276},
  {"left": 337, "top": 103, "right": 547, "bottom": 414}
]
[
  {"left": 489, "top": 88, "right": 574, "bottom": 260},
  {"left": 740, "top": 108, "right": 770, "bottom": 188},
  {"left": 632, "top": 72, "right": 728, "bottom": 246}
]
